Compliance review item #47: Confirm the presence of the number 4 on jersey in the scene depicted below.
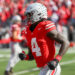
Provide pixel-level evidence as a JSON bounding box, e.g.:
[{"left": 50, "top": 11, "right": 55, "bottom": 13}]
[{"left": 31, "top": 38, "right": 42, "bottom": 56}]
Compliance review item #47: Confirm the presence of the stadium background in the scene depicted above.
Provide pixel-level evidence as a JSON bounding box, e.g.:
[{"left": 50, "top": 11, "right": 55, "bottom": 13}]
[{"left": 0, "top": 0, "right": 75, "bottom": 75}]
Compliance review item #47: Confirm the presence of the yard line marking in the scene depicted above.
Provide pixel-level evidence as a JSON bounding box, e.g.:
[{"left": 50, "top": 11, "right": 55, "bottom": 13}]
[
  {"left": 13, "top": 59, "right": 75, "bottom": 75},
  {"left": 60, "top": 60, "right": 75, "bottom": 65},
  {"left": 0, "top": 54, "right": 10, "bottom": 58},
  {"left": 13, "top": 68, "right": 39, "bottom": 75}
]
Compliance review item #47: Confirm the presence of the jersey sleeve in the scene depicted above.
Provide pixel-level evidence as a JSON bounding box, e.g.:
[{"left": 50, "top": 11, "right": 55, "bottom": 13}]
[{"left": 44, "top": 21, "right": 56, "bottom": 33}]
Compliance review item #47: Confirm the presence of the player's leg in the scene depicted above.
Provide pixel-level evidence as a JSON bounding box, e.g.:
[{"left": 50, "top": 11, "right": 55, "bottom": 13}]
[
  {"left": 4, "top": 42, "right": 14, "bottom": 75},
  {"left": 39, "top": 64, "right": 61, "bottom": 75},
  {"left": 39, "top": 65, "right": 51, "bottom": 75},
  {"left": 9, "top": 67, "right": 13, "bottom": 74},
  {"left": 9, "top": 43, "right": 22, "bottom": 72},
  {"left": 48, "top": 64, "right": 61, "bottom": 75},
  {"left": 4, "top": 51, "right": 21, "bottom": 75},
  {"left": 4, "top": 54, "right": 14, "bottom": 75},
  {"left": 4, "top": 42, "right": 22, "bottom": 75},
  {"left": 53, "top": 64, "right": 61, "bottom": 75}
]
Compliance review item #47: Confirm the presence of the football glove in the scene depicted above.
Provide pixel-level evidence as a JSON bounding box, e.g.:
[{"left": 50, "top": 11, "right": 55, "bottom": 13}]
[
  {"left": 19, "top": 53, "right": 26, "bottom": 60},
  {"left": 48, "top": 59, "right": 59, "bottom": 70},
  {"left": 48, "top": 55, "right": 62, "bottom": 70}
]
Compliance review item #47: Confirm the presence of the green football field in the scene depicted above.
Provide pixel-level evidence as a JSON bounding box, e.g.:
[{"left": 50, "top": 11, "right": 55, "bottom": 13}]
[{"left": 0, "top": 47, "right": 75, "bottom": 75}]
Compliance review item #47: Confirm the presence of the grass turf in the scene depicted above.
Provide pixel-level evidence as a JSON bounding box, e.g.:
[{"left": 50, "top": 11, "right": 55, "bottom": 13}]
[{"left": 0, "top": 48, "right": 75, "bottom": 75}]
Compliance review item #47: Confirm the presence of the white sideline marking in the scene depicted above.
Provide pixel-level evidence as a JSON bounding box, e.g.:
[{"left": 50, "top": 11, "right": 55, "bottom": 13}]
[
  {"left": 60, "top": 60, "right": 75, "bottom": 65},
  {"left": 13, "top": 68, "right": 39, "bottom": 75},
  {"left": 13, "top": 60, "right": 75, "bottom": 75},
  {"left": 0, "top": 54, "right": 10, "bottom": 58}
]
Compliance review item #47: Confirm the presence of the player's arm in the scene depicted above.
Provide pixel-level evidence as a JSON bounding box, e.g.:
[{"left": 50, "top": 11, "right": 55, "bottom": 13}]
[
  {"left": 47, "top": 30, "right": 70, "bottom": 56},
  {"left": 12, "top": 29, "right": 18, "bottom": 40},
  {"left": 19, "top": 47, "right": 34, "bottom": 61},
  {"left": 47, "top": 30, "right": 70, "bottom": 70},
  {"left": 12, "top": 29, "right": 24, "bottom": 40}
]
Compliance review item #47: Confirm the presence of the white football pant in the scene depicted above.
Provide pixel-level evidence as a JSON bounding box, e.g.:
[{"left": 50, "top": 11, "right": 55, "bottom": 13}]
[
  {"left": 6, "top": 42, "right": 22, "bottom": 71},
  {"left": 39, "top": 64, "right": 61, "bottom": 75}
]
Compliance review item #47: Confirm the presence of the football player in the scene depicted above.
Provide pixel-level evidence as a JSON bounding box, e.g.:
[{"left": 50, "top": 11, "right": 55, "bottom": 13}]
[
  {"left": 4, "top": 15, "right": 24, "bottom": 75},
  {"left": 19, "top": 3, "right": 70, "bottom": 75}
]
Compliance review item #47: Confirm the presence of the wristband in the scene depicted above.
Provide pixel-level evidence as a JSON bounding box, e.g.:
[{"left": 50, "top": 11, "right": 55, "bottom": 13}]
[{"left": 55, "top": 55, "right": 62, "bottom": 62}]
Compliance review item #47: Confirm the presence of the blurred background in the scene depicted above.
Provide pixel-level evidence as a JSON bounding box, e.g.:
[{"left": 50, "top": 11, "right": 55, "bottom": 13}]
[
  {"left": 0, "top": 0, "right": 75, "bottom": 75},
  {"left": 0, "top": 0, "right": 75, "bottom": 48}
]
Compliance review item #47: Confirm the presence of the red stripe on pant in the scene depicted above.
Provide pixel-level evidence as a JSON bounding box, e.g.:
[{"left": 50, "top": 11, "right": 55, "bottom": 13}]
[{"left": 51, "top": 70, "right": 55, "bottom": 75}]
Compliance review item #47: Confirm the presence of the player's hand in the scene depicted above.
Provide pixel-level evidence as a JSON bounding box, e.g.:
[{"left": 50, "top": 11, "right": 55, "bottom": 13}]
[
  {"left": 19, "top": 51, "right": 26, "bottom": 60},
  {"left": 48, "top": 59, "right": 59, "bottom": 70},
  {"left": 48, "top": 55, "right": 62, "bottom": 70}
]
